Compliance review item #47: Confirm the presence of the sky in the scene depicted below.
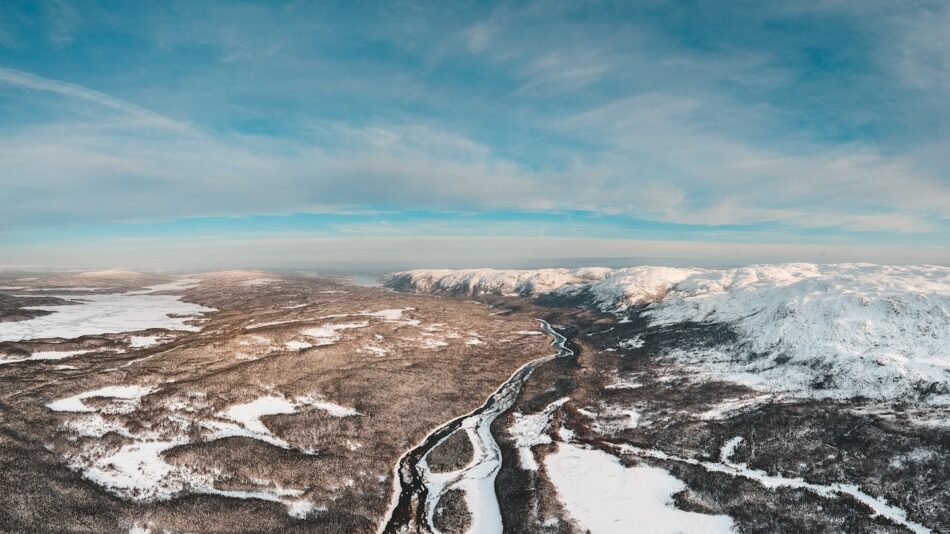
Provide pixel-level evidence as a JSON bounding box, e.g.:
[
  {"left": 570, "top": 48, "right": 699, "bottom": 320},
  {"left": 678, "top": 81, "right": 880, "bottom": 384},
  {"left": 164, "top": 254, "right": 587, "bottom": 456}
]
[{"left": 0, "top": 0, "right": 948, "bottom": 271}]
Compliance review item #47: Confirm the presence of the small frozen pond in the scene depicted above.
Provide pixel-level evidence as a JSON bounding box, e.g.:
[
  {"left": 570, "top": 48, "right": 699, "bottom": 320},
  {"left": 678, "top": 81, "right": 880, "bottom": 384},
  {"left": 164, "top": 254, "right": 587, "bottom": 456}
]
[{"left": 0, "top": 293, "right": 216, "bottom": 342}]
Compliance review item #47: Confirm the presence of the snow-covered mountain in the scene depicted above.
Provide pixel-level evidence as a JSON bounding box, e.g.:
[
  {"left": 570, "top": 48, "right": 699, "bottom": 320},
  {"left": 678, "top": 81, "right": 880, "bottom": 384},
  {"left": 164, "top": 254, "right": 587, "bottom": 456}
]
[
  {"left": 383, "top": 267, "right": 615, "bottom": 297},
  {"left": 384, "top": 264, "right": 950, "bottom": 403}
]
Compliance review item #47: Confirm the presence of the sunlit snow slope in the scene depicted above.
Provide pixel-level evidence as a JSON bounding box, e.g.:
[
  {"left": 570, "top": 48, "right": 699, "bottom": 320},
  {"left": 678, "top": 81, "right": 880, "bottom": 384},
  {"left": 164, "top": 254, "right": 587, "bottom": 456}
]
[{"left": 385, "top": 264, "right": 950, "bottom": 403}]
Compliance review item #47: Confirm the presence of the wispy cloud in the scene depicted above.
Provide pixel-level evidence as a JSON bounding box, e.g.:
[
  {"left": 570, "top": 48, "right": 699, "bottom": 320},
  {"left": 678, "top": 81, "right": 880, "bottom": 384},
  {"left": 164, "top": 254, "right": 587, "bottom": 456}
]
[
  {"left": 0, "top": 1, "right": 947, "bottom": 265},
  {"left": 44, "top": 0, "right": 80, "bottom": 48},
  {"left": 4, "top": 234, "right": 948, "bottom": 272},
  {"left": 466, "top": 23, "right": 497, "bottom": 53},
  {"left": 0, "top": 67, "right": 189, "bottom": 131}
]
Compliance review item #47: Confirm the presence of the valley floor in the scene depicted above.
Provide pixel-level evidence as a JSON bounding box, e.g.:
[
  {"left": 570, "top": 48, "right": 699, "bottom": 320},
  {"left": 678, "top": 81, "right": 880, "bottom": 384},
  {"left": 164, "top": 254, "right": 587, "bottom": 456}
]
[
  {"left": 0, "top": 271, "right": 550, "bottom": 533},
  {"left": 0, "top": 269, "right": 946, "bottom": 533}
]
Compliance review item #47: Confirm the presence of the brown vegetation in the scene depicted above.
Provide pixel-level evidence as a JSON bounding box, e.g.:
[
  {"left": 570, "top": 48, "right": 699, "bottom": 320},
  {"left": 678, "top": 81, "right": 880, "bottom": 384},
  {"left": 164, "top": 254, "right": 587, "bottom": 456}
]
[
  {"left": 0, "top": 271, "right": 552, "bottom": 533},
  {"left": 426, "top": 428, "right": 474, "bottom": 473},
  {"left": 431, "top": 489, "right": 471, "bottom": 533}
]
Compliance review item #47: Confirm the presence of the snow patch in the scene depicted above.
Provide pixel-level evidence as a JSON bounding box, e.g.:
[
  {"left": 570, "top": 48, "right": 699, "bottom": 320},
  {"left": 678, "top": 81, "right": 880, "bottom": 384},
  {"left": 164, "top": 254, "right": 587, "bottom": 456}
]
[
  {"left": 0, "top": 293, "right": 215, "bottom": 342},
  {"left": 698, "top": 395, "right": 772, "bottom": 420},
  {"left": 125, "top": 278, "right": 201, "bottom": 295},
  {"left": 545, "top": 443, "right": 735, "bottom": 533},
  {"left": 363, "top": 308, "right": 413, "bottom": 321},
  {"left": 301, "top": 321, "right": 369, "bottom": 345},
  {"left": 618, "top": 336, "right": 645, "bottom": 349},
  {"left": 620, "top": 442, "right": 932, "bottom": 534},
  {"left": 420, "top": 337, "right": 448, "bottom": 349},
  {"left": 361, "top": 345, "right": 389, "bottom": 356},
  {"left": 81, "top": 440, "right": 186, "bottom": 497},
  {"left": 241, "top": 277, "right": 280, "bottom": 286},
  {"left": 604, "top": 377, "right": 643, "bottom": 390},
  {"left": 319, "top": 307, "right": 421, "bottom": 326},
  {"left": 507, "top": 397, "right": 568, "bottom": 470},
  {"left": 129, "top": 335, "right": 162, "bottom": 348},
  {"left": 223, "top": 396, "right": 299, "bottom": 435},
  {"left": 309, "top": 399, "right": 360, "bottom": 418},
  {"left": 246, "top": 319, "right": 300, "bottom": 330},
  {"left": 514, "top": 330, "right": 544, "bottom": 336},
  {"left": 47, "top": 385, "right": 155, "bottom": 413},
  {"left": 192, "top": 485, "right": 317, "bottom": 518},
  {"left": 34, "top": 349, "right": 95, "bottom": 360},
  {"left": 0, "top": 354, "right": 27, "bottom": 365},
  {"left": 66, "top": 413, "right": 132, "bottom": 438},
  {"left": 720, "top": 436, "right": 744, "bottom": 462},
  {"left": 208, "top": 394, "right": 361, "bottom": 448}
]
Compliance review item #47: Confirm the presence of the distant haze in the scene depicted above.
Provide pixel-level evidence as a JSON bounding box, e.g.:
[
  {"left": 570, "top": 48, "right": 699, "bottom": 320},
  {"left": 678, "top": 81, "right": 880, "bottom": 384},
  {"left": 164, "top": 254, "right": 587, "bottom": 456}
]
[{"left": 2, "top": 236, "right": 947, "bottom": 273}]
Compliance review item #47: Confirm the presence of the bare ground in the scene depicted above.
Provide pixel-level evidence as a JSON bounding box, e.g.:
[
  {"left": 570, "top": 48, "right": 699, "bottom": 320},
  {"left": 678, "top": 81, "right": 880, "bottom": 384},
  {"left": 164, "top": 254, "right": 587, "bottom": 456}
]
[
  {"left": 0, "top": 271, "right": 551, "bottom": 533},
  {"left": 3, "top": 271, "right": 947, "bottom": 533}
]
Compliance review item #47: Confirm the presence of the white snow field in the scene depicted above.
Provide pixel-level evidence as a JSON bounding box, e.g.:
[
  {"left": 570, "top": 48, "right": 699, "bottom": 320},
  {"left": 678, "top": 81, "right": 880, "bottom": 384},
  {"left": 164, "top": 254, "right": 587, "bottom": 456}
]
[
  {"left": 0, "top": 348, "right": 97, "bottom": 365},
  {"left": 223, "top": 395, "right": 359, "bottom": 434},
  {"left": 544, "top": 442, "right": 735, "bottom": 533},
  {"left": 387, "top": 264, "right": 950, "bottom": 402},
  {"left": 0, "top": 293, "right": 216, "bottom": 342},
  {"left": 49, "top": 389, "right": 358, "bottom": 514},
  {"left": 124, "top": 278, "right": 202, "bottom": 295},
  {"left": 302, "top": 321, "right": 369, "bottom": 346},
  {"left": 206, "top": 395, "right": 361, "bottom": 449},
  {"left": 46, "top": 385, "right": 155, "bottom": 413},
  {"left": 616, "top": 439, "right": 931, "bottom": 534},
  {"left": 507, "top": 397, "right": 569, "bottom": 470},
  {"left": 284, "top": 340, "right": 313, "bottom": 350},
  {"left": 129, "top": 335, "right": 162, "bottom": 348}
]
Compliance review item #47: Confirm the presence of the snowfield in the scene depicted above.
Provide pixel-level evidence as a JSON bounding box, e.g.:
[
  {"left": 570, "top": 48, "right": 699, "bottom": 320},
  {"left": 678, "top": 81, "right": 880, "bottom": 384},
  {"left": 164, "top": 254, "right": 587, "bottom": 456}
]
[
  {"left": 49, "top": 389, "right": 359, "bottom": 511},
  {"left": 47, "top": 385, "right": 155, "bottom": 413},
  {"left": 507, "top": 397, "right": 569, "bottom": 470},
  {"left": 645, "top": 264, "right": 950, "bottom": 402},
  {"left": 616, "top": 439, "right": 932, "bottom": 534},
  {"left": 0, "top": 348, "right": 97, "bottom": 365},
  {"left": 302, "top": 321, "right": 369, "bottom": 346},
  {"left": 544, "top": 442, "right": 735, "bottom": 533},
  {"left": 205, "top": 395, "right": 360, "bottom": 449},
  {"left": 0, "top": 293, "right": 216, "bottom": 342},
  {"left": 386, "top": 264, "right": 950, "bottom": 403},
  {"left": 125, "top": 278, "right": 202, "bottom": 295}
]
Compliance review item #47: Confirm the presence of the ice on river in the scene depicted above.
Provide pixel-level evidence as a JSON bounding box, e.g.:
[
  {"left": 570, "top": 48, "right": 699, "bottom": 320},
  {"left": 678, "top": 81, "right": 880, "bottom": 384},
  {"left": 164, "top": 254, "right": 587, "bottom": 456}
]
[{"left": 390, "top": 320, "right": 571, "bottom": 534}]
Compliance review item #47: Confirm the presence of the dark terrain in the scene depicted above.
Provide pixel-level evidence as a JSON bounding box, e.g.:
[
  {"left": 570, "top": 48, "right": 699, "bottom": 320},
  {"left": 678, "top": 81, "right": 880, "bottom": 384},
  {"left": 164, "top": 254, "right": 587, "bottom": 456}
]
[{"left": 0, "top": 270, "right": 945, "bottom": 533}]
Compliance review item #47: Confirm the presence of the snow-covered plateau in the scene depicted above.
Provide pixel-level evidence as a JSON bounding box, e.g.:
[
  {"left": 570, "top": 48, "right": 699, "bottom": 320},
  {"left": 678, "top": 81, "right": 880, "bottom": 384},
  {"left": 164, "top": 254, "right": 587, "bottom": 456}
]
[{"left": 385, "top": 264, "right": 950, "bottom": 403}]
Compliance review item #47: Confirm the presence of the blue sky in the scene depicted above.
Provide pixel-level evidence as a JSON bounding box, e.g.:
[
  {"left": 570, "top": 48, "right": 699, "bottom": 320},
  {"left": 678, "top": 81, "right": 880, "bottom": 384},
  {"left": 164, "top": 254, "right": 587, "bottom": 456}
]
[{"left": 0, "top": 0, "right": 948, "bottom": 269}]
